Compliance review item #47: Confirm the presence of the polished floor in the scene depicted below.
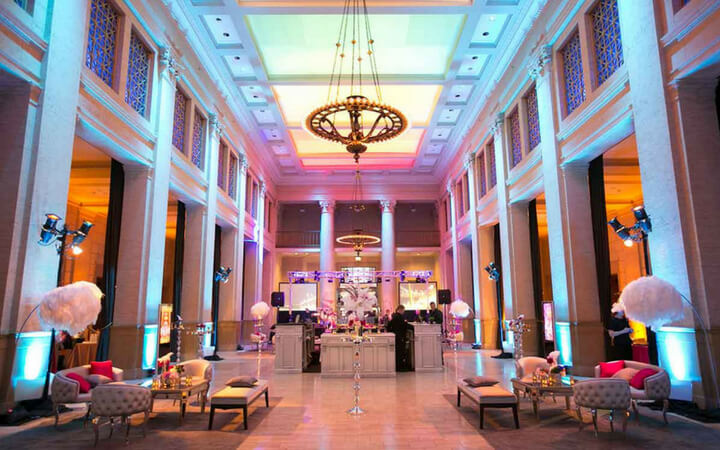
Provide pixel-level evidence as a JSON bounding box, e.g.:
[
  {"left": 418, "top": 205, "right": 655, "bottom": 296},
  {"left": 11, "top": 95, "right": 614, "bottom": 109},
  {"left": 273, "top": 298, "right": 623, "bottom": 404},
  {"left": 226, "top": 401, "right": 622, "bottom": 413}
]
[{"left": 1, "top": 348, "right": 719, "bottom": 449}]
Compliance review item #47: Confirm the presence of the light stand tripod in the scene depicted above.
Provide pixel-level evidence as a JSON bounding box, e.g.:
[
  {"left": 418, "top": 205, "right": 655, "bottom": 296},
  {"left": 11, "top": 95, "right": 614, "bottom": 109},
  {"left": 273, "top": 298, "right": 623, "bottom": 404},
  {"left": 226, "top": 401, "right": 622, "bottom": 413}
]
[{"left": 485, "top": 262, "right": 513, "bottom": 359}]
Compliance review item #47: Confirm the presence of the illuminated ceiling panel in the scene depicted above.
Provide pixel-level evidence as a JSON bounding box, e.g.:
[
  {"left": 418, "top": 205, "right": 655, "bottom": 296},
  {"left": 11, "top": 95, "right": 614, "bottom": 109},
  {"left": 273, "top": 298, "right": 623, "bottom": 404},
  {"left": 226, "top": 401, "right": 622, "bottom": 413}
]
[
  {"left": 273, "top": 84, "right": 441, "bottom": 127},
  {"left": 246, "top": 14, "right": 465, "bottom": 78},
  {"left": 471, "top": 14, "right": 509, "bottom": 46},
  {"left": 290, "top": 128, "right": 424, "bottom": 156}
]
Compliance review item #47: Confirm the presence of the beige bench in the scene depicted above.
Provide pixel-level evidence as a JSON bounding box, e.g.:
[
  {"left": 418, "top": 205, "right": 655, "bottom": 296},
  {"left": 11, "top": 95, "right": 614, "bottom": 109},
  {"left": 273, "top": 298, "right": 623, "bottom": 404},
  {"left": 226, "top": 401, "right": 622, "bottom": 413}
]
[
  {"left": 457, "top": 380, "right": 519, "bottom": 429},
  {"left": 208, "top": 380, "right": 269, "bottom": 430}
]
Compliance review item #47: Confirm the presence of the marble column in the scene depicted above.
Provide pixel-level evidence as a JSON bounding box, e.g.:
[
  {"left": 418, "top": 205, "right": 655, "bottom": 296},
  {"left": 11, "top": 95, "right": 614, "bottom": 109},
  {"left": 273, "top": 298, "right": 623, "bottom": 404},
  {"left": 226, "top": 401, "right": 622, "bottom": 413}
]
[
  {"left": 217, "top": 155, "right": 249, "bottom": 350},
  {"left": 464, "top": 153, "right": 483, "bottom": 344},
  {"left": 447, "top": 183, "right": 460, "bottom": 299},
  {"left": 531, "top": 47, "right": 605, "bottom": 373},
  {"left": 492, "top": 113, "right": 538, "bottom": 356},
  {"left": 319, "top": 200, "right": 336, "bottom": 309},
  {"left": 254, "top": 182, "right": 267, "bottom": 319},
  {"left": 618, "top": 0, "right": 713, "bottom": 405},
  {"left": 110, "top": 48, "right": 177, "bottom": 377},
  {"left": 380, "top": 200, "right": 397, "bottom": 312}
]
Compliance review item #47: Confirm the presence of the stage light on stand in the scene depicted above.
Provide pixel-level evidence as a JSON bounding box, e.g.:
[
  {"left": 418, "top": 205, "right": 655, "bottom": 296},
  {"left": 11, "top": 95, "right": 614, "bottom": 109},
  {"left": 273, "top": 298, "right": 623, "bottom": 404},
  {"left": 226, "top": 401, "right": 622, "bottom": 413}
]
[
  {"left": 214, "top": 266, "right": 232, "bottom": 283},
  {"left": 71, "top": 246, "right": 83, "bottom": 256}
]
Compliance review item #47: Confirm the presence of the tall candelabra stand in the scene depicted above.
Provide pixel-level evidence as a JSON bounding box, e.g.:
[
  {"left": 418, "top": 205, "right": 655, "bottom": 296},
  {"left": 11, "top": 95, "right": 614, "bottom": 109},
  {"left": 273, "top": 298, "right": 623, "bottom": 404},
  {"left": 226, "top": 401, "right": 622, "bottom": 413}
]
[
  {"left": 193, "top": 324, "right": 210, "bottom": 360},
  {"left": 452, "top": 316, "right": 462, "bottom": 352},
  {"left": 342, "top": 323, "right": 372, "bottom": 416},
  {"left": 254, "top": 318, "right": 266, "bottom": 362},
  {"left": 172, "top": 316, "right": 185, "bottom": 362},
  {"left": 507, "top": 315, "right": 530, "bottom": 360}
]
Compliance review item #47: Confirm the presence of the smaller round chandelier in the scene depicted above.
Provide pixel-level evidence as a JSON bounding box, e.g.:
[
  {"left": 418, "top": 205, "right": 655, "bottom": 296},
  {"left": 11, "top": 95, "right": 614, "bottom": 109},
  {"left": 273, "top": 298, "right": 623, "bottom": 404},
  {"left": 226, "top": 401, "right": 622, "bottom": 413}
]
[
  {"left": 336, "top": 230, "right": 381, "bottom": 262},
  {"left": 306, "top": 0, "right": 408, "bottom": 162}
]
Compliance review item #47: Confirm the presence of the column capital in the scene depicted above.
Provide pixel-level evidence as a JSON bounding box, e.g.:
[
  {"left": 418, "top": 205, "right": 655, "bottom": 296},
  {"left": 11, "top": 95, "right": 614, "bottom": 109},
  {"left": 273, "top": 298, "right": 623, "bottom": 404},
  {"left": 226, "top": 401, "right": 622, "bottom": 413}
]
[
  {"left": 208, "top": 113, "right": 224, "bottom": 137},
  {"left": 159, "top": 47, "right": 181, "bottom": 80},
  {"left": 446, "top": 181, "right": 455, "bottom": 196},
  {"left": 319, "top": 200, "right": 336, "bottom": 213},
  {"left": 490, "top": 112, "right": 505, "bottom": 136},
  {"left": 528, "top": 45, "right": 553, "bottom": 80},
  {"left": 238, "top": 153, "right": 249, "bottom": 174},
  {"left": 258, "top": 181, "right": 266, "bottom": 198},
  {"left": 379, "top": 200, "right": 396, "bottom": 213},
  {"left": 464, "top": 152, "right": 475, "bottom": 170}
]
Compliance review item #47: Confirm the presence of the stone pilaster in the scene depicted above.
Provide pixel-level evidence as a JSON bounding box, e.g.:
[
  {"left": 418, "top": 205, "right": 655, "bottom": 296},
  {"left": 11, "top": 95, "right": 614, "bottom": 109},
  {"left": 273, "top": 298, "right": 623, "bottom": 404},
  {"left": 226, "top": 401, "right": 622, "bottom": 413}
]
[
  {"left": 464, "top": 154, "right": 483, "bottom": 344},
  {"left": 380, "top": 200, "right": 397, "bottom": 312},
  {"left": 318, "top": 200, "right": 336, "bottom": 310}
]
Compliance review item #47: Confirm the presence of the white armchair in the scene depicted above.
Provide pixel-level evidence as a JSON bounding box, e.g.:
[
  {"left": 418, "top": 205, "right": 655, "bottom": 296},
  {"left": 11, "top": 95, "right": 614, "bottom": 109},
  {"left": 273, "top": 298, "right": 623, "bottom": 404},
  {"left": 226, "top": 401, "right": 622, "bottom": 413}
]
[
  {"left": 514, "top": 356, "right": 550, "bottom": 382},
  {"left": 594, "top": 360, "right": 671, "bottom": 423},
  {"left": 573, "top": 378, "right": 631, "bottom": 436},
  {"left": 90, "top": 384, "right": 151, "bottom": 446},
  {"left": 176, "top": 359, "right": 213, "bottom": 383},
  {"left": 51, "top": 364, "right": 124, "bottom": 427}
]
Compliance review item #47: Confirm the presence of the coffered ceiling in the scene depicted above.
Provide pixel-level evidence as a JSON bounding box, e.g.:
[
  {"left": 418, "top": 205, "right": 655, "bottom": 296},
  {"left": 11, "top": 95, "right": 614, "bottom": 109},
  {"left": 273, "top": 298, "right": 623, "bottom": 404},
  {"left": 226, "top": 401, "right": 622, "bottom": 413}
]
[{"left": 178, "top": 0, "right": 532, "bottom": 184}]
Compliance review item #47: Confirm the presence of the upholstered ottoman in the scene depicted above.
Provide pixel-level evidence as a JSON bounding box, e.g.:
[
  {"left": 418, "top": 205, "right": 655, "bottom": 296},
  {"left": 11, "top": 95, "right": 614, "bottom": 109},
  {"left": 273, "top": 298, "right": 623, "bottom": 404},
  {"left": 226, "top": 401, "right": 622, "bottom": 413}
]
[
  {"left": 208, "top": 380, "right": 269, "bottom": 430},
  {"left": 457, "top": 380, "right": 519, "bottom": 429}
]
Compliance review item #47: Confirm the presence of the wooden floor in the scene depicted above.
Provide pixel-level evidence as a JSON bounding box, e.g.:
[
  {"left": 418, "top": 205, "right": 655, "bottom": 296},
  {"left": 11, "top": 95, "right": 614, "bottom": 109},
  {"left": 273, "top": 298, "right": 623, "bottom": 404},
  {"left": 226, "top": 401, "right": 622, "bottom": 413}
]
[{"left": 2, "top": 348, "right": 719, "bottom": 449}]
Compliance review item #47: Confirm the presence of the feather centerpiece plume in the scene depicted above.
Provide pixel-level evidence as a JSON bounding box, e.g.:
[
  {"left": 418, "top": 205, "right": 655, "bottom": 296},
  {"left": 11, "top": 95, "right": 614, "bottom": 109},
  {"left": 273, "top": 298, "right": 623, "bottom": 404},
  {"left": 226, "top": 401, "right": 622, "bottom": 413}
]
[
  {"left": 37, "top": 281, "right": 103, "bottom": 335},
  {"left": 449, "top": 299, "right": 472, "bottom": 318},
  {"left": 250, "top": 301, "right": 271, "bottom": 320},
  {"left": 617, "top": 276, "right": 684, "bottom": 330}
]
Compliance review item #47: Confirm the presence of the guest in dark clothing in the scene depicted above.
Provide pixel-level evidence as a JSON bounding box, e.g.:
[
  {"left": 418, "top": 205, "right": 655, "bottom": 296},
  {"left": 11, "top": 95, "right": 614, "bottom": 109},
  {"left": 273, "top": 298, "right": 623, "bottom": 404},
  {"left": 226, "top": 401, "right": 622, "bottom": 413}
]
[
  {"left": 608, "top": 304, "right": 634, "bottom": 361},
  {"left": 387, "top": 305, "right": 411, "bottom": 371},
  {"left": 427, "top": 302, "right": 443, "bottom": 325}
]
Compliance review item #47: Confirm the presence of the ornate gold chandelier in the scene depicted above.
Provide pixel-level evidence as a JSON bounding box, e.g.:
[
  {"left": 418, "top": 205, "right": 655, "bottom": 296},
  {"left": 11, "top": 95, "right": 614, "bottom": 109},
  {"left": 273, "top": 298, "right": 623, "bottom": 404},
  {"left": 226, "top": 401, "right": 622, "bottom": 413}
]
[{"left": 306, "top": 0, "right": 408, "bottom": 162}]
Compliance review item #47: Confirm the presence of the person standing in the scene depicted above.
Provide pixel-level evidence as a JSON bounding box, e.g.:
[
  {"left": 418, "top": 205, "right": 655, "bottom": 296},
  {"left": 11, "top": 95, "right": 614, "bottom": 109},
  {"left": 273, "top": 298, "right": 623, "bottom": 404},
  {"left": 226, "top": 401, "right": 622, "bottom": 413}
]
[
  {"left": 427, "top": 301, "right": 443, "bottom": 325},
  {"left": 608, "top": 303, "right": 634, "bottom": 361},
  {"left": 387, "top": 305, "right": 410, "bottom": 371}
]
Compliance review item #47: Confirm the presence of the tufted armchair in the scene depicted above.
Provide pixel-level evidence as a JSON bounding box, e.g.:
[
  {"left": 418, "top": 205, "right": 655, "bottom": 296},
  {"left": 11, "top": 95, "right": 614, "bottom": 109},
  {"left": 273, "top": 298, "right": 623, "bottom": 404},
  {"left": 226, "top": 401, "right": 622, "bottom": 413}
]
[
  {"left": 514, "top": 356, "right": 550, "bottom": 382},
  {"left": 573, "top": 378, "right": 631, "bottom": 436},
  {"left": 594, "top": 360, "right": 671, "bottom": 423},
  {"left": 176, "top": 359, "right": 213, "bottom": 383},
  {"left": 90, "top": 384, "right": 152, "bottom": 446},
  {"left": 51, "top": 364, "right": 124, "bottom": 427}
]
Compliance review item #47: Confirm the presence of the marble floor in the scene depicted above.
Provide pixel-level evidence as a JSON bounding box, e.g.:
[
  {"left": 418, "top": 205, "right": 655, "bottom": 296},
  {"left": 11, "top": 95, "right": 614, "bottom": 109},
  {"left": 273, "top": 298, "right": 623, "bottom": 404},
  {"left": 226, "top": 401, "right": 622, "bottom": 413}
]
[{"left": 1, "top": 348, "right": 719, "bottom": 449}]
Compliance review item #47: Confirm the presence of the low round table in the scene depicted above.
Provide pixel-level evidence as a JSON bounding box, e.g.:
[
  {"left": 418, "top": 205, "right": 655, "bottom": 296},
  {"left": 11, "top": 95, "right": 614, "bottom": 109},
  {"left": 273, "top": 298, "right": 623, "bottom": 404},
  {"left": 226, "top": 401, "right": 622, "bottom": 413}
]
[{"left": 511, "top": 377, "right": 574, "bottom": 419}]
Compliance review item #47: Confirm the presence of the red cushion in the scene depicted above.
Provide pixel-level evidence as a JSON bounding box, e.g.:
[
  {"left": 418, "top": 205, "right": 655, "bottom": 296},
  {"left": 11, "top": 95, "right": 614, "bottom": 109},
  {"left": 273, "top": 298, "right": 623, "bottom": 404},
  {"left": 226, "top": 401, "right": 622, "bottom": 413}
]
[
  {"left": 90, "top": 360, "right": 114, "bottom": 379},
  {"left": 65, "top": 372, "right": 91, "bottom": 393},
  {"left": 630, "top": 368, "right": 658, "bottom": 389},
  {"left": 599, "top": 360, "right": 625, "bottom": 378}
]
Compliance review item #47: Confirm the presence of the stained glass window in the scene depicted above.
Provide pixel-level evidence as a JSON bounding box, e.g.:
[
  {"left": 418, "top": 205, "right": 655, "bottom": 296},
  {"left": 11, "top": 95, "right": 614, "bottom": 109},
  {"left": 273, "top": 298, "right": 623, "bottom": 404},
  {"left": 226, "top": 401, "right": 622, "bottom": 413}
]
[
  {"left": 125, "top": 32, "right": 151, "bottom": 116},
  {"left": 509, "top": 109, "right": 522, "bottom": 168},
  {"left": 487, "top": 140, "right": 497, "bottom": 189},
  {"left": 228, "top": 154, "right": 238, "bottom": 200},
  {"left": 191, "top": 110, "right": 205, "bottom": 169},
  {"left": 561, "top": 31, "right": 586, "bottom": 116},
  {"left": 172, "top": 90, "right": 187, "bottom": 151},
  {"left": 86, "top": 0, "right": 119, "bottom": 87},
  {"left": 478, "top": 151, "right": 487, "bottom": 198},
  {"left": 218, "top": 142, "right": 227, "bottom": 191},
  {"left": 591, "top": 0, "right": 624, "bottom": 86},
  {"left": 526, "top": 86, "right": 540, "bottom": 151}
]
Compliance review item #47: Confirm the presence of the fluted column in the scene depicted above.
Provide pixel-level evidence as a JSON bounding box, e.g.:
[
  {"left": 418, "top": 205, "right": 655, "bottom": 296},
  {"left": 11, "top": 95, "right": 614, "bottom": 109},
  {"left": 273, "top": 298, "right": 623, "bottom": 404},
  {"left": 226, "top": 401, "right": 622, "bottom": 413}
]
[
  {"left": 492, "top": 113, "right": 537, "bottom": 355},
  {"left": 110, "top": 48, "right": 177, "bottom": 375},
  {"left": 464, "top": 153, "right": 483, "bottom": 344},
  {"left": 319, "top": 200, "right": 336, "bottom": 309},
  {"left": 447, "top": 183, "right": 460, "bottom": 298},
  {"left": 380, "top": 200, "right": 397, "bottom": 311}
]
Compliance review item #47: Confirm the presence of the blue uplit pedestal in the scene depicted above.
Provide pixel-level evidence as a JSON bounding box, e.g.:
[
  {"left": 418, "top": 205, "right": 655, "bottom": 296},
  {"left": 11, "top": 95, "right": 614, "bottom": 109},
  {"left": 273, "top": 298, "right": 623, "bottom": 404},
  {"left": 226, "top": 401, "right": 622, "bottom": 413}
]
[
  {"left": 142, "top": 324, "right": 158, "bottom": 371},
  {"left": 11, "top": 331, "right": 52, "bottom": 401}
]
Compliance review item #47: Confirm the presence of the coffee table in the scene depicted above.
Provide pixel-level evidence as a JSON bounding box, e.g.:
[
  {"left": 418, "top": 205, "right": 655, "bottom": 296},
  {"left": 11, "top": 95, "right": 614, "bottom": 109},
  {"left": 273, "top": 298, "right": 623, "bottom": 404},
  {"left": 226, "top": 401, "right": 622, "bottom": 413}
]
[
  {"left": 146, "top": 379, "right": 209, "bottom": 425},
  {"left": 511, "top": 378, "right": 574, "bottom": 419}
]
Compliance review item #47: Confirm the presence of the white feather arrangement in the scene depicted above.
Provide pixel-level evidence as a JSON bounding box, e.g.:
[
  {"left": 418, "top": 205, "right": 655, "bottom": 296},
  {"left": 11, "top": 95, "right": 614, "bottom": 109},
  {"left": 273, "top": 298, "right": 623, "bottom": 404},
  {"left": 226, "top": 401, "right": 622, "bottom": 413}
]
[
  {"left": 250, "top": 301, "right": 271, "bottom": 320},
  {"left": 38, "top": 281, "right": 103, "bottom": 335},
  {"left": 617, "top": 276, "right": 684, "bottom": 330},
  {"left": 449, "top": 299, "right": 472, "bottom": 318}
]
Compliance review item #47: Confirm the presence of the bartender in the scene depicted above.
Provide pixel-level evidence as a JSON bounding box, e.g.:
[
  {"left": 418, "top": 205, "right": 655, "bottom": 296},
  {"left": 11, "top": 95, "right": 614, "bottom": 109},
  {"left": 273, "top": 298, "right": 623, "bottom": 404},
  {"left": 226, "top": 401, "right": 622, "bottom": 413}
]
[
  {"left": 427, "top": 301, "right": 443, "bottom": 325},
  {"left": 387, "top": 305, "right": 410, "bottom": 371}
]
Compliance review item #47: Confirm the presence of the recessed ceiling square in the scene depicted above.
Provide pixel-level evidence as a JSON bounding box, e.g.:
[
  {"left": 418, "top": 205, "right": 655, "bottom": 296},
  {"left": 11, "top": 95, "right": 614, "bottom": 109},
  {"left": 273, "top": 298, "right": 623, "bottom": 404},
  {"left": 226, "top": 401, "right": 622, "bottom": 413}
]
[
  {"left": 471, "top": 14, "right": 509, "bottom": 46},
  {"left": 273, "top": 84, "right": 442, "bottom": 127},
  {"left": 246, "top": 14, "right": 465, "bottom": 78}
]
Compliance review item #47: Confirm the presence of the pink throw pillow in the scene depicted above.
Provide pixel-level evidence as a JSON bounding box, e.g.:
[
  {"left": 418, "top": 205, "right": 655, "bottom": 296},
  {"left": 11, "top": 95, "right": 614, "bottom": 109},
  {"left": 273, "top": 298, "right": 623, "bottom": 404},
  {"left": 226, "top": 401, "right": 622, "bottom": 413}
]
[
  {"left": 90, "top": 360, "right": 114, "bottom": 379},
  {"left": 599, "top": 361, "right": 625, "bottom": 378},
  {"left": 65, "top": 372, "right": 91, "bottom": 393},
  {"left": 630, "top": 368, "right": 658, "bottom": 390}
]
